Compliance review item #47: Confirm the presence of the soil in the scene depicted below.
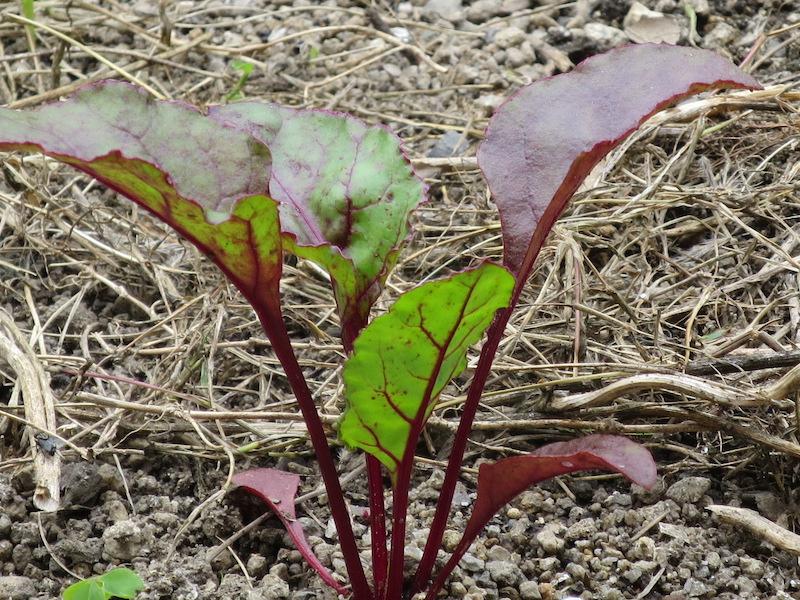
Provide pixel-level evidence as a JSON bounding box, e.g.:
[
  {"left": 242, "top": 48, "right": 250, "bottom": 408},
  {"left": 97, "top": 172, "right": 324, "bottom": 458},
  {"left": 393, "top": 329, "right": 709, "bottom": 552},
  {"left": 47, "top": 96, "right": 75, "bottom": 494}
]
[{"left": 1, "top": 1, "right": 800, "bottom": 599}]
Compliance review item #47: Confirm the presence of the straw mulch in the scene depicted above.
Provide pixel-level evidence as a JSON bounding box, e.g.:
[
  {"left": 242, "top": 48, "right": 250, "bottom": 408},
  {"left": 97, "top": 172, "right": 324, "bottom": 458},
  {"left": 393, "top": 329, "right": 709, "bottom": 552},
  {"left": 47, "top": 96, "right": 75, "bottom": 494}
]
[{"left": 0, "top": 3, "right": 798, "bottom": 514}]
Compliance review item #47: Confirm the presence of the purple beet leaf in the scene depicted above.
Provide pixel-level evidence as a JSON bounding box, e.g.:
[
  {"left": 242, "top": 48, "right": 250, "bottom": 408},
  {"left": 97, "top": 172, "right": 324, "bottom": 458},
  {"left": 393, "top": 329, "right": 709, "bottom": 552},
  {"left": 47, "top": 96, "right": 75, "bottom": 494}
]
[
  {"left": 477, "top": 43, "right": 760, "bottom": 282},
  {"left": 426, "top": 435, "right": 657, "bottom": 599},
  {"left": 210, "top": 103, "right": 425, "bottom": 347},
  {"left": 233, "top": 468, "right": 347, "bottom": 595},
  {"left": 417, "top": 47, "right": 762, "bottom": 592},
  {"left": 0, "top": 81, "right": 282, "bottom": 319}
]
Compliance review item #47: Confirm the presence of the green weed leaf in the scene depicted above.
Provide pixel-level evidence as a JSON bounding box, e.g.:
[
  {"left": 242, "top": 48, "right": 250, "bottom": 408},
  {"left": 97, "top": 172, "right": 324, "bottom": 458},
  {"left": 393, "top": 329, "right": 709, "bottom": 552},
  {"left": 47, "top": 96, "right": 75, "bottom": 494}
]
[
  {"left": 63, "top": 579, "right": 103, "bottom": 600},
  {"left": 63, "top": 568, "right": 143, "bottom": 600},
  {"left": 340, "top": 263, "right": 514, "bottom": 479},
  {"left": 226, "top": 59, "right": 255, "bottom": 101},
  {"left": 21, "top": 0, "right": 36, "bottom": 41},
  {"left": 99, "top": 568, "right": 145, "bottom": 599}
]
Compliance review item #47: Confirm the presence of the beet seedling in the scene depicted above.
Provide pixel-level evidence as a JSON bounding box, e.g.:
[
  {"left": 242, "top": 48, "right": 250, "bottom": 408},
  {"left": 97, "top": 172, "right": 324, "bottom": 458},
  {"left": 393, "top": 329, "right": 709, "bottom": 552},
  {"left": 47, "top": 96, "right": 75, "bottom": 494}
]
[{"left": 0, "top": 44, "right": 758, "bottom": 600}]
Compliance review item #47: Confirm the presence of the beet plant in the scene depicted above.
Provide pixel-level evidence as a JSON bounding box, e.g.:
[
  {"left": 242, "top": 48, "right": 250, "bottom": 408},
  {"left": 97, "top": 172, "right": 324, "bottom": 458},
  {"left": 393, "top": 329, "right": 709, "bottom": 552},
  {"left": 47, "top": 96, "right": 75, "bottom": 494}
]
[{"left": 0, "top": 44, "right": 758, "bottom": 600}]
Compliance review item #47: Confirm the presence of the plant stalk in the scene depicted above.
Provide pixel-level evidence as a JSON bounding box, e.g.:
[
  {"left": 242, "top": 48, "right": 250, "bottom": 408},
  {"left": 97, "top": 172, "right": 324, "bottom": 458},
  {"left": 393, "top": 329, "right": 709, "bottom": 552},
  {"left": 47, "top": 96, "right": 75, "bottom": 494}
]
[
  {"left": 415, "top": 223, "right": 547, "bottom": 594},
  {"left": 388, "top": 377, "right": 450, "bottom": 600},
  {"left": 424, "top": 534, "right": 473, "bottom": 600},
  {"left": 385, "top": 434, "right": 418, "bottom": 600},
  {"left": 258, "top": 300, "right": 373, "bottom": 600},
  {"left": 410, "top": 305, "right": 513, "bottom": 595},
  {"left": 366, "top": 456, "right": 388, "bottom": 598},
  {"left": 387, "top": 288, "right": 479, "bottom": 600},
  {"left": 342, "top": 323, "right": 388, "bottom": 599}
]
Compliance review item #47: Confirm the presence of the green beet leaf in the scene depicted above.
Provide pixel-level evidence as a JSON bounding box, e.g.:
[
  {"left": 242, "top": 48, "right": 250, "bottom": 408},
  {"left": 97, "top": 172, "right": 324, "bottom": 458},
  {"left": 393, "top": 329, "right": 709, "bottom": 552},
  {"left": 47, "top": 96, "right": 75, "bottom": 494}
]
[
  {"left": 340, "top": 262, "right": 514, "bottom": 479},
  {"left": 0, "top": 81, "right": 283, "bottom": 318},
  {"left": 210, "top": 103, "right": 425, "bottom": 344}
]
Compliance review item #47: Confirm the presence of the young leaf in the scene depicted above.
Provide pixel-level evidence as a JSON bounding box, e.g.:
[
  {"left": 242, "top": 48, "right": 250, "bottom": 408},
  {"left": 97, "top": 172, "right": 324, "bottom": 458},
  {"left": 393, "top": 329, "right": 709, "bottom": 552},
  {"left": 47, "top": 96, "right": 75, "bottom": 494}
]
[
  {"left": 470, "top": 434, "right": 657, "bottom": 524},
  {"left": 96, "top": 568, "right": 144, "bottom": 599},
  {"left": 339, "top": 262, "right": 515, "bottom": 479},
  {"left": 21, "top": 0, "right": 37, "bottom": 44},
  {"left": 225, "top": 59, "right": 255, "bottom": 101},
  {"left": 426, "top": 435, "right": 656, "bottom": 600},
  {"left": 0, "top": 81, "right": 283, "bottom": 315},
  {"left": 63, "top": 568, "right": 143, "bottom": 600},
  {"left": 232, "top": 468, "right": 347, "bottom": 595},
  {"left": 63, "top": 579, "right": 105, "bottom": 600},
  {"left": 477, "top": 44, "right": 760, "bottom": 281},
  {"left": 209, "top": 103, "right": 425, "bottom": 342}
]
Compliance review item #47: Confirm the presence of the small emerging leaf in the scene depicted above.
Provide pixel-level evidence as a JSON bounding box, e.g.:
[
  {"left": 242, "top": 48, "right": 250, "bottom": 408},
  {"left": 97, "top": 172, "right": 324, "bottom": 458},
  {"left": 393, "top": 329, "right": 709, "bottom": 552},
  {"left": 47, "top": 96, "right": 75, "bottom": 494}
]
[
  {"left": 63, "top": 568, "right": 143, "bottom": 600},
  {"left": 232, "top": 468, "right": 347, "bottom": 595},
  {"left": 0, "top": 81, "right": 283, "bottom": 316},
  {"left": 458, "top": 435, "right": 656, "bottom": 554},
  {"left": 63, "top": 579, "right": 104, "bottom": 600},
  {"left": 226, "top": 59, "right": 255, "bottom": 101},
  {"left": 210, "top": 103, "right": 425, "bottom": 340},
  {"left": 340, "top": 262, "right": 515, "bottom": 479},
  {"left": 478, "top": 44, "right": 760, "bottom": 280}
]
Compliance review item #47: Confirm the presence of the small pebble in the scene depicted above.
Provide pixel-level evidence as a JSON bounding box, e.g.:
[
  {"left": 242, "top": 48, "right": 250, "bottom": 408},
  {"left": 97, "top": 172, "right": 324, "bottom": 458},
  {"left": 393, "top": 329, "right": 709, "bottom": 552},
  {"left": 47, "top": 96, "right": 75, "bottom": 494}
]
[
  {"left": 0, "top": 576, "right": 35, "bottom": 600},
  {"left": 519, "top": 580, "right": 542, "bottom": 599},
  {"left": 536, "top": 523, "right": 565, "bottom": 555},
  {"left": 666, "top": 477, "right": 711, "bottom": 504},
  {"left": 506, "top": 507, "right": 522, "bottom": 519}
]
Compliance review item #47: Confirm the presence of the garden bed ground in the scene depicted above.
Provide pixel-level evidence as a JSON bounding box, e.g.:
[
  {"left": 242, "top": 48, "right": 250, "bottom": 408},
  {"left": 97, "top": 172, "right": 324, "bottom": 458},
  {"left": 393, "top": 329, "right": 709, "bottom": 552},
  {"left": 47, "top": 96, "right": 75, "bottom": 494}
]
[{"left": 1, "top": 1, "right": 800, "bottom": 599}]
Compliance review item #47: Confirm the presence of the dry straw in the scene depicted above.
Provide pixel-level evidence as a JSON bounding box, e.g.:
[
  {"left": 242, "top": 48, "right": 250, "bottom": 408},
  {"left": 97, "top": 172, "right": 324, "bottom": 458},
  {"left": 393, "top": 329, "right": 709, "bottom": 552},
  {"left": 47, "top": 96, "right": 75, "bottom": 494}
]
[{"left": 0, "top": 2, "right": 798, "bottom": 517}]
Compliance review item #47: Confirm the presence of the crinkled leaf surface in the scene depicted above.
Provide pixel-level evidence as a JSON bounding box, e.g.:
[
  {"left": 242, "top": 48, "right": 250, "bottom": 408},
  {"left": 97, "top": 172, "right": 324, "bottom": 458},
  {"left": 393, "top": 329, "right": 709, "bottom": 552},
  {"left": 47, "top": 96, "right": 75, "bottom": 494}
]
[
  {"left": 430, "top": 435, "right": 656, "bottom": 597},
  {"left": 340, "top": 262, "right": 514, "bottom": 479},
  {"left": 210, "top": 103, "right": 425, "bottom": 337},
  {"left": 477, "top": 44, "right": 760, "bottom": 279},
  {"left": 0, "top": 81, "right": 282, "bottom": 313},
  {"left": 232, "top": 468, "right": 346, "bottom": 595}
]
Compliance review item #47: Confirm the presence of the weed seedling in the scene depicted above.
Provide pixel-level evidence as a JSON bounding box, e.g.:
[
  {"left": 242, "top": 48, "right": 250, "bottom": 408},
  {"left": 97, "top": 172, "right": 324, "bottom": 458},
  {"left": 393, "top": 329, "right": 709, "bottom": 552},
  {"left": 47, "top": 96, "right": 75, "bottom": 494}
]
[
  {"left": 63, "top": 568, "right": 143, "bottom": 600},
  {"left": 225, "top": 58, "right": 255, "bottom": 102},
  {"left": 0, "top": 44, "right": 758, "bottom": 600}
]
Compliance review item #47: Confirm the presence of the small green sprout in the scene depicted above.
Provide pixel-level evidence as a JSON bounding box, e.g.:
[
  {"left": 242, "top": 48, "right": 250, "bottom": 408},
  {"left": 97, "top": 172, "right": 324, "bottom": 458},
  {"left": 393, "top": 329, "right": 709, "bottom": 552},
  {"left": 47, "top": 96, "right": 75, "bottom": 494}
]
[
  {"left": 21, "top": 0, "right": 37, "bottom": 43},
  {"left": 225, "top": 59, "right": 255, "bottom": 101},
  {"left": 63, "top": 568, "right": 144, "bottom": 600}
]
